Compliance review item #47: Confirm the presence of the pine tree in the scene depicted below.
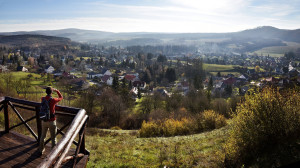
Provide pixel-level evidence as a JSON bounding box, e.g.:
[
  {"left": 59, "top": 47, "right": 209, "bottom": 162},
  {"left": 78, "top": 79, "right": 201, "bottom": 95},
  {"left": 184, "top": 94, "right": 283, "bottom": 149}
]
[{"left": 112, "top": 76, "right": 119, "bottom": 90}]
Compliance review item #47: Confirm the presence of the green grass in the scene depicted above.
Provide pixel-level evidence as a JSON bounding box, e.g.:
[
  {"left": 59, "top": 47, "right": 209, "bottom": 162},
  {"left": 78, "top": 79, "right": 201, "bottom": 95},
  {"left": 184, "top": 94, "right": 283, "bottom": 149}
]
[
  {"left": 252, "top": 41, "right": 300, "bottom": 57},
  {"left": 209, "top": 72, "right": 241, "bottom": 77},
  {"left": 85, "top": 127, "right": 228, "bottom": 168},
  {"left": 10, "top": 72, "right": 44, "bottom": 86},
  {"left": 203, "top": 64, "right": 235, "bottom": 72}
]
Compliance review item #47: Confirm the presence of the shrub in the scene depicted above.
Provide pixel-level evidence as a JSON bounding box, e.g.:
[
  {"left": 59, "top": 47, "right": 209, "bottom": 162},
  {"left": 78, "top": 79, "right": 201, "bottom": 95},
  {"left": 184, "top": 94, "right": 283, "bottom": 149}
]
[
  {"left": 139, "top": 118, "right": 196, "bottom": 137},
  {"left": 211, "top": 98, "right": 230, "bottom": 117},
  {"left": 110, "top": 126, "right": 122, "bottom": 130},
  {"left": 162, "top": 118, "right": 194, "bottom": 136},
  {"left": 201, "top": 110, "right": 227, "bottom": 131},
  {"left": 224, "top": 88, "right": 300, "bottom": 167},
  {"left": 139, "top": 120, "right": 161, "bottom": 138}
]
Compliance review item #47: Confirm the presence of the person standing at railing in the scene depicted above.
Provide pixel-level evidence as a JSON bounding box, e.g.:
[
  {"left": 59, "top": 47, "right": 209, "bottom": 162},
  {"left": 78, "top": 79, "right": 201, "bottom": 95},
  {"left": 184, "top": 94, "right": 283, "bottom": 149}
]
[{"left": 39, "top": 87, "right": 63, "bottom": 155}]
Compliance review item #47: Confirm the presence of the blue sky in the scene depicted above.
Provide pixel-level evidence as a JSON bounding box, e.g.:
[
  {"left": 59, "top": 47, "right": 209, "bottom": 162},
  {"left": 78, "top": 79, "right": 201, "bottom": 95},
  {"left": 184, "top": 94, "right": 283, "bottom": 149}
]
[{"left": 0, "top": 0, "right": 300, "bottom": 32}]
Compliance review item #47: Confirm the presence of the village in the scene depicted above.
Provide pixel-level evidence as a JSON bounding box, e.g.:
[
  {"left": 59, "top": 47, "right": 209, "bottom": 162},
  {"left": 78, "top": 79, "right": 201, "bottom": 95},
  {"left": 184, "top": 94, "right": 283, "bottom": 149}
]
[{"left": 0, "top": 44, "right": 299, "bottom": 100}]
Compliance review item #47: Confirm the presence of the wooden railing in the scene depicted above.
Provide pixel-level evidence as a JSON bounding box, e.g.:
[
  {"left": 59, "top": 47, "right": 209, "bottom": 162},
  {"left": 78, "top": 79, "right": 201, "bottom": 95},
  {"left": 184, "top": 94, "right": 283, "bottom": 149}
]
[{"left": 0, "top": 97, "right": 89, "bottom": 168}]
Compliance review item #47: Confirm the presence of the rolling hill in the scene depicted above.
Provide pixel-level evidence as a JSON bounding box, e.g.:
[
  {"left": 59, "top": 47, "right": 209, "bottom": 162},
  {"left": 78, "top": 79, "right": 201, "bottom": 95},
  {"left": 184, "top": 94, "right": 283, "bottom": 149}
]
[{"left": 1, "top": 26, "right": 300, "bottom": 54}]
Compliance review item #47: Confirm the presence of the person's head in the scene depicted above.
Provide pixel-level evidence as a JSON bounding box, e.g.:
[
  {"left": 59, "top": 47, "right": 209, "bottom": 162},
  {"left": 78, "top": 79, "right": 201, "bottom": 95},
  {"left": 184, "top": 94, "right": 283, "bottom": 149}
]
[{"left": 46, "top": 87, "right": 52, "bottom": 95}]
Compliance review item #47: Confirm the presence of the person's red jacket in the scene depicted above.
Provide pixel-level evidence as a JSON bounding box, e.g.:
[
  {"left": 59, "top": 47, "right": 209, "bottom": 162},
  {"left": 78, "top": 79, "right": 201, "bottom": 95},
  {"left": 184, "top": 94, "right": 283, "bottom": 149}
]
[{"left": 41, "top": 90, "right": 63, "bottom": 121}]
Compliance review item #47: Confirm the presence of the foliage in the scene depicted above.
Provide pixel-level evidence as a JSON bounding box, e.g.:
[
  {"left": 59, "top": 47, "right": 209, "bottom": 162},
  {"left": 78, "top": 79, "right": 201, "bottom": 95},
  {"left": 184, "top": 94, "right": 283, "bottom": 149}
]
[
  {"left": 0, "top": 113, "right": 4, "bottom": 127},
  {"left": 139, "top": 120, "right": 161, "bottom": 138},
  {"left": 225, "top": 88, "right": 300, "bottom": 167},
  {"left": 199, "top": 110, "right": 227, "bottom": 131},
  {"left": 139, "top": 118, "right": 196, "bottom": 138},
  {"left": 110, "top": 126, "right": 122, "bottom": 130},
  {"left": 139, "top": 110, "right": 227, "bottom": 138},
  {"left": 211, "top": 98, "right": 230, "bottom": 117}
]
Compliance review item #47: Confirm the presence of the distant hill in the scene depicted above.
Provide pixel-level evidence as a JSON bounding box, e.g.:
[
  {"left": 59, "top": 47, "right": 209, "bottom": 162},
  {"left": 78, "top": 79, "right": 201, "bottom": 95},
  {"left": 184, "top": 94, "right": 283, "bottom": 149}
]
[
  {"left": 1, "top": 26, "right": 300, "bottom": 53},
  {"left": 233, "top": 26, "right": 300, "bottom": 42},
  {"left": 2, "top": 26, "right": 300, "bottom": 44},
  {"left": 0, "top": 34, "right": 72, "bottom": 48}
]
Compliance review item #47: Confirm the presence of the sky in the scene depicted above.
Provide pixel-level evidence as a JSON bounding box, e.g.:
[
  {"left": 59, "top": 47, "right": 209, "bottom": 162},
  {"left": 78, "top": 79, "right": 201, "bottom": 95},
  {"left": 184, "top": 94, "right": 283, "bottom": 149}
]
[{"left": 0, "top": 0, "right": 300, "bottom": 33}]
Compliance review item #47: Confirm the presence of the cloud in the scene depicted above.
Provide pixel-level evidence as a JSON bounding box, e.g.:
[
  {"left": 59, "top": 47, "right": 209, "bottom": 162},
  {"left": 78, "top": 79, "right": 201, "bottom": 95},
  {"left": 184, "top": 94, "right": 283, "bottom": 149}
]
[
  {"left": 0, "top": 0, "right": 300, "bottom": 33},
  {"left": 168, "top": 0, "right": 250, "bottom": 14}
]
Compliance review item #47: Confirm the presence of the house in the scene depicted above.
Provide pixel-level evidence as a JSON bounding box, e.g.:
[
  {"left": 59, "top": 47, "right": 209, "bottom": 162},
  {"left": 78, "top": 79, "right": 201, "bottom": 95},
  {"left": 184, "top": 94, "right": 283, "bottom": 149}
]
[
  {"left": 17, "top": 66, "right": 28, "bottom": 72},
  {"left": 247, "top": 69, "right": 255, "bottom": 75},
  {"left": 101, "top": 69, "right": 112, "bottom": 76},
  {"left": 133, "top": 81, "right": 147, "bottom": 90},
  {"left": 73, "top": 78, "right": 89, "bottom": 90},
  {"left": 130, "top": 87, "right": 138, "bottom": 95},
  {"left": 275, "top": 67, "right": 283, "bottom": 74},
  {"left": 288, "top": 69, "right": 299, "bottom": 79},
  {"left": 238, "top": 74, "right": 249, "bottom": 80},
  {"left": 115, "top": 69, "right": 124, "bottom": 75},
  {"left": 45, "top": 65, "right": 55, "bottom": 74},
  {"left": 87, "top": 71, "right": 102, "bottom": 79},
  {"left": 155, "top": 89, "right": 171, "bottom": 97},
  {"left": 101, "top": 75, "right": 113, "bottom": 85},
  {"left": 223, "top": 77, "right": 237, "bottom": 86},
  {"left": 124, "top": 74, "right": 136, "bottom": 82},
  {"left": 264, "top": 77, "right": 279, "bottom": 85}
]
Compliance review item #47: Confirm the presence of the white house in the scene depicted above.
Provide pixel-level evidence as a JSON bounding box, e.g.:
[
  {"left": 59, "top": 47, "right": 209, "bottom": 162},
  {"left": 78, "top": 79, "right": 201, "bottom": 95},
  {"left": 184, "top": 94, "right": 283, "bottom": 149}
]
[
  {"left": 103, "top": 70, "right": 112, "bottom": 76},
  {"left": 17, "top": 66, "right": 28, "bottom": 72},
  {"left": 45, "top": 65, "right": 55, "bottom": 73}
]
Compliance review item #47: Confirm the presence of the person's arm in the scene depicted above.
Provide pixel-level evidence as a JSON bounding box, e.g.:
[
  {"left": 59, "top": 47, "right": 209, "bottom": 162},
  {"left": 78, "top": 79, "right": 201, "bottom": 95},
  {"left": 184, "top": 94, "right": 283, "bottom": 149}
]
[{"left": 52, "top": 88, "right": 63, "bottom": 102}]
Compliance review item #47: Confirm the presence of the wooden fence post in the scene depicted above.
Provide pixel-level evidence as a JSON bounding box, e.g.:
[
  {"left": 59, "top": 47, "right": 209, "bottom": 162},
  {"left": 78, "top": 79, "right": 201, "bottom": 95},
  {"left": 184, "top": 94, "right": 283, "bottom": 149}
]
[
  {"left": 79, "top": 118, "right": 88, "bottom": 154},
  {"left": 4, "top": 100, "right": 9, "bottom": 133},
  {"left": 36, "top": 106, "right": 42, "bottom": 143}
]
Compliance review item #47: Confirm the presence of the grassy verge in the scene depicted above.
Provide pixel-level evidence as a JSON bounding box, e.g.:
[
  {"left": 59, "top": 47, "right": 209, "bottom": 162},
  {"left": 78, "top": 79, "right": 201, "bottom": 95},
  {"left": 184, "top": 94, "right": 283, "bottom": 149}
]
[{"left": 85, "top": 127, "right": 228, "bottom": 168}]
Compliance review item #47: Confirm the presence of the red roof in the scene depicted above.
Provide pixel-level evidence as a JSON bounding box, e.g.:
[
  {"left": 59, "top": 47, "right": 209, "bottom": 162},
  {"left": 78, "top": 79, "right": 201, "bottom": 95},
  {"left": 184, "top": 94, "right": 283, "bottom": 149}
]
[
  {"left": 124, "top": 74, "right": 136, "bottom": 81},
  {"left": 223, "top": 77, "right": 236, "bottom": 85}
]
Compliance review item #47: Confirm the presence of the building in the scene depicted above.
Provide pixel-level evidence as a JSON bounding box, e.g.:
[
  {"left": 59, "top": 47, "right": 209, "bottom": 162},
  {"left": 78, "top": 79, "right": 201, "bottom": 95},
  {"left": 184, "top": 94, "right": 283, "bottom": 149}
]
[{"left": 45, "top": 65, "right": 55, "bottom": 74}]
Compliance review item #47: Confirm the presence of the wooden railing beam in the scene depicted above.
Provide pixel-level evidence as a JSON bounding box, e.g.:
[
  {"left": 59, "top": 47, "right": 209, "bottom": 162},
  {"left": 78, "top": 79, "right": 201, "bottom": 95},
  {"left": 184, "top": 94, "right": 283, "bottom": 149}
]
[
  {"left": 36, "top": 106, "right": 42, "bottom": 144},
  {"left": 44, "top": 120, "right": 74, "bottom": 145},
  {"left": 73, "top": 118, "right": 88, "bottom": 168},
  {"left": 4, "top": 101, "right": 9, "bottom": 133},
  {"left": 54, "top": 115, "right": 88, "bottom": 168},
  {"left": 8, "top": 101, "right": 38, "bottom": 141},
  {"left": 9, "top": 116, "right": 36, "bottom": 130},
  {"left": 12, "top": 104, "right": 36, "bottom": 111},
  {"left": 5, "top": 97, "right": 81, "bottom": 114}
]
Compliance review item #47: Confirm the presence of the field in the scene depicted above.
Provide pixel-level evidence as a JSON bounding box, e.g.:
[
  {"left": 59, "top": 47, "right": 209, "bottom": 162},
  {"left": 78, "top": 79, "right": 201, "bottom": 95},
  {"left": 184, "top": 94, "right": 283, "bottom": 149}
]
[
  {"left": 85, "top": 127, "right": 228, "bottom": 168},
  {"left": 252, "top": 41, "right": 300, "bottom": 57},
  {"left": 203, "top": 64, "right": 235, "bottom": 72},
  {"left": 10, "top": 72, "right": 44, "bottom": 86},
  {"left": 203, "top": 64, "right": 242, "bottom": 76}
]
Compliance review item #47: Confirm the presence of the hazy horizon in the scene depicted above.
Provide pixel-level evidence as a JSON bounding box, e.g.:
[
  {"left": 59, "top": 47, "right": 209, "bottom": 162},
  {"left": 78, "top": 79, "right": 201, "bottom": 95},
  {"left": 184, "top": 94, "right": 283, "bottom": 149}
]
[{"left": 1, "top": 0, "right": 300, "bottom": 33}]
